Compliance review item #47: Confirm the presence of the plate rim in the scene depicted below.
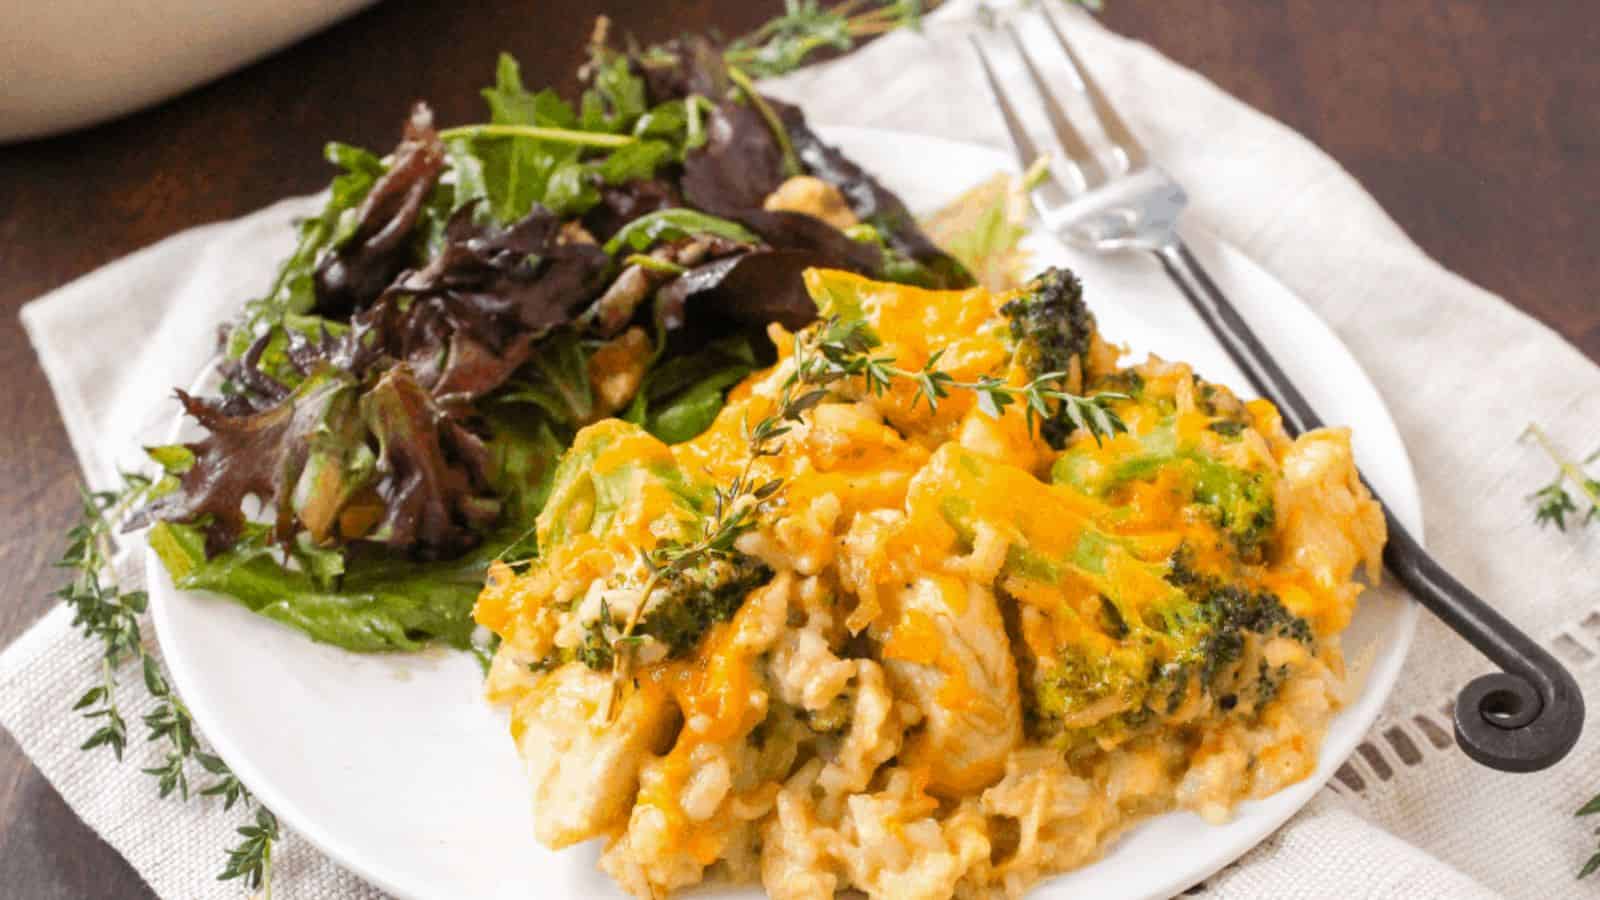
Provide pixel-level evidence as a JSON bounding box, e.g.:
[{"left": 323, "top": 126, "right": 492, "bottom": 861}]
[{"left": 149, "top": 124, "right": 1420, "bottom": 900}]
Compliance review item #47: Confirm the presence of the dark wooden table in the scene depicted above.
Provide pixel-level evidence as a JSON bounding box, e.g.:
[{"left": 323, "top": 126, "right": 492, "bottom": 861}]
[{"left": 2, "top": 1, "right": 1596, "bottom": 895}]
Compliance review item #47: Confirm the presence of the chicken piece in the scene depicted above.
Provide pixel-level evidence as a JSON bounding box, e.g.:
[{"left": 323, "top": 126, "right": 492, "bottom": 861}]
[
  {"left": 1272, "top": 428, "right": 1386, "bottom": 634},
  {"left": 763, "top": 175, "right": 858, "bottom": 231},
  {"left": 876, "top": 576, "right": 1021, "bottom": 796},
  {"left": 512, "top": 663, "right": 676, "bottom": 848}
]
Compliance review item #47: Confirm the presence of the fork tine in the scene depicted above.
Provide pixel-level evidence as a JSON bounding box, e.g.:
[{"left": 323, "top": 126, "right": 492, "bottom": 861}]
[
  {"left": 968, "top": 35, "right": 1077, "bottom": 208},
  {"left": 1003, "top": 23, "right": 1105, "bottom": 187},
  {"left": 968, "top": 35, "right": 1045, "bottom": 173},
  {"left": 1039, "top": 7, "right": 1147, "bottom": 169}
]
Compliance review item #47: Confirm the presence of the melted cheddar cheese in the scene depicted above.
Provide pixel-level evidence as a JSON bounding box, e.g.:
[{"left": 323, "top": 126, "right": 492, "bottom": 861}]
[{"left": 475, "top": 269, "right": 1385, "bottom": 900}]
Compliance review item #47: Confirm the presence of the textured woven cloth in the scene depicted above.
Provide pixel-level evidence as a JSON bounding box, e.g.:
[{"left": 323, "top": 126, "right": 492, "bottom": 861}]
[{"left": 8, "top": 3, "right": 1598, "bottom": 897}]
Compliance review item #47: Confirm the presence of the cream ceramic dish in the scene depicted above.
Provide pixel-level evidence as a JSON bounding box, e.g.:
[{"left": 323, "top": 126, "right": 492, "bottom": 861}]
[
  {"left": 0, "top": 0, "right": 374, "bottom": 142},
  {"left": 149, "top": 127, "right": 1420, "bottom": 900}
]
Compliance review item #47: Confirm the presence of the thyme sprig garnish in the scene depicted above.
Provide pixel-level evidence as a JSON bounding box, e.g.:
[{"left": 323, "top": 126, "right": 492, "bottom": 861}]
[
  {"left": 220, "top": 808, "right": 280, "bottom": 891},
  {"left": 603, "top": 326, "right": 820, "bottom": 712},
  {"left": 803, "top": 316, "right": 1128, "bottom": 440},
  {"left": 1529, "top": 422, "right": 1600, "bottom": 878},
  {"left": 635, "top": 1, "right": 1104, "bottom": 80},
  {"left": 601, "top": 314, "right": 1124, "bottom": 705},
  {"left": 58, "top": 473, "right": 278, "bottom": 894},
  {"left": 1522, "top": 423, "right": 1599, "bottom": 531},
  {"left": 723, "top": 1, "right": 932, "bottom": 77},
  {"left": 1577, "top": 792, "right": 1600, "bottom": 879}
]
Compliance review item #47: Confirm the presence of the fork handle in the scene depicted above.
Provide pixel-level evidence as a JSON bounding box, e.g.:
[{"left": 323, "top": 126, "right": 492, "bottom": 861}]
[{"left": 1153, "top": 238, "right": 1583, "bottom": 773}]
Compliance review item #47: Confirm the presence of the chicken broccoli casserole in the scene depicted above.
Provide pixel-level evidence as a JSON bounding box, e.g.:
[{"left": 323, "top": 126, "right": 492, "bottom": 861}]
[{"left": 474, "top": 267, "right": 1385, "bottom": 899}]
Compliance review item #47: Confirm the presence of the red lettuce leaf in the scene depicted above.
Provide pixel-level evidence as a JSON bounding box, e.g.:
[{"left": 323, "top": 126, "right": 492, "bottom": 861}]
[
  {"left": 359, "top": 366, "right": 500, "bottom": 557},
  {"left": 130, "top": 369, "right": 361, "bottom": 554},
  {"left": 656, "top": 249, "right": 833, "bottom": 332},
  {"left": 680, "top": 99, "right": 787, "bottom": 218},
  {"left": 313, "top": 103, "right": 447, "bottom": 318},
  {"left": 774, "top": 98, "right": 973, "bottom": 289}
]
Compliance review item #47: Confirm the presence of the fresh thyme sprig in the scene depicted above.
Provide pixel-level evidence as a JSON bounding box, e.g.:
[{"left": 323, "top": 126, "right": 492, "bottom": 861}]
[
  {"left": 602, "top": 330, "right": 817, "bottom": 708},
  {"left": 1577, "top": 793, "right": 1600, "bottom": 879},
  {"left": 607, "top": 466, "right": 780, "bottom": 694},
  {"left": 1528, "top": 422, "right": 1600, "bottom": 878},
  {"left": 57, "top": 473, "right": 279, "bottom": 894},
  {"left": 219, "top": 808, "right": 280, "bottom": 891},
  {"left": 1522, "top": 423, "right": 1599, "bottom": 531},
  {"left": 723, "top": 1, "right": 1103, "bottom": 78},
  {"left": 61, "top": 479, "right": 152, "bottom": 758},
  {"left": 601, "top": 314, "right": 1124, "bottom": 704},
  {"left": 803, "top": 316, "right": 1128, "bottom": 441},
  {"left": 724, "top": 1, "right": 924, "bottom": 77}
]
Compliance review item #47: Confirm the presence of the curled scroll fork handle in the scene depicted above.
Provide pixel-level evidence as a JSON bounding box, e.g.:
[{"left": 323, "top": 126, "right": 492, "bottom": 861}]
[{"left": 1154, "top": 239, "right": 1584, "bottom": 772}]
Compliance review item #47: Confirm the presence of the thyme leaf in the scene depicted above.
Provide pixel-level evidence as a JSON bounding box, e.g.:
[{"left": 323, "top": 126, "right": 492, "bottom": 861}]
[
  {"left": 721, "top": 0, "right": 1103, "bottom": 79},
  {"left": 57, "top": 472, "right": 278, "bottom": 893},
  {"left": 218, "top": 807, "right": 280, "bottom": 891},
  {"left": 1523, "top": 423, "right": 1600, "bottom": 531},
  {"left": 801, "top": 316, "right": 1128, "bottom": 444},
  {"left": 1525, "top": 423, "right": 1600, "bottom": 879},
  {"left": 602, "top": 311, "right": 1124, "bottom": 707},
  {"left": 1578, "top": 790, "right": 1600, "bottom": 879}
]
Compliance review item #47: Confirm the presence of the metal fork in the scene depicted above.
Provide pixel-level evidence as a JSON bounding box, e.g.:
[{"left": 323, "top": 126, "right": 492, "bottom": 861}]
[{"left": 971, "top": 8, "right": 1581, "bottom": 774}]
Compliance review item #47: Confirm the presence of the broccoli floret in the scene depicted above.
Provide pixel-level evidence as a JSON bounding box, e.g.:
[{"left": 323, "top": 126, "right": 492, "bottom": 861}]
[
  {"left": 530, "top": 615, "right": 617, "bottom": 673},
  {"left": 573, "top": 621, "right": 616, "bottom": 670},
  {"left": 1161, "top": 547, "right": 1311, "bottom": 689},
  {"left": 999, "top": 267, "right": 1098, "bottom": 448},
  {"left": 1023, "top": 547, "right": 1313, "bottom": 749},
  {"left": 1141, "top": 579, "right": 1309, "bottom": 723},
  {"left": 1190, "top": 459, "right": 1276, "bottom": 561},
  {"left": 528, "top": 555, "right": 768, "bottom": 673},
  {"left": 1093, "top": 370, "right": 1145, "bottom": 402},
  {"left": 1056, "top": 440, "right": 1277, "bottom": 562},
  {"left": 1196, "top": 380, "right": 1251, "bottom": 438},
  {"left": 1185, "top": 583, "right": 1311, "bottom": 680},
  {"left": 1001, "top": 267, "right": 1094, "bottom": 374},
  {"left": 637, "top": 555, "right": 772, "bottom": 659},
  {"left": 1028, "top": 649, "right": 1146, "bottom": 730}
]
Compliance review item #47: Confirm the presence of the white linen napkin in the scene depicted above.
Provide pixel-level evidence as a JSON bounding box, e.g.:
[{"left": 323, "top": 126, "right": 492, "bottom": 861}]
[{"left": 7, "top": 3, "right": 1598, "bottom": 897}]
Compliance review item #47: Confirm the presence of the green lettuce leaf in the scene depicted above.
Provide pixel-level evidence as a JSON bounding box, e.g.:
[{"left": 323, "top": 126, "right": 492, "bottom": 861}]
[
  {"left": 146, "top": 405, "right": 568, "bottom": 653},
  {"left": 597, "top": 140, "right": 674, "bottom": 185},
  {"left": 449, "top": 54, "right": 586, "bottom": 223},
  {"left": 448, "top": 53, "right": 694, "bottom": 224},
  {"left": 491, "top": 329, "right": 596, "bottom": 429},
  {"left": 150, "top": 519, "right": 484, "bottom": 652},
  {"left": 580, "top": 51, "right": 648, "bottom": 134},
  {"left": 602, "top": 208, "right": 759, "bottom": 255},
  {"left": 625, "top": 335, "right": 755, "bottom": 443}
]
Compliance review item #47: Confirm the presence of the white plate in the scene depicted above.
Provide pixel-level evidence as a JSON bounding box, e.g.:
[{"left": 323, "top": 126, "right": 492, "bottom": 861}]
[{"left": 149, "top": 127, "right": 1421, "bottom": 900}]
